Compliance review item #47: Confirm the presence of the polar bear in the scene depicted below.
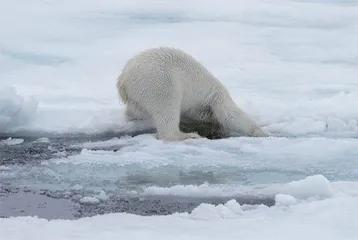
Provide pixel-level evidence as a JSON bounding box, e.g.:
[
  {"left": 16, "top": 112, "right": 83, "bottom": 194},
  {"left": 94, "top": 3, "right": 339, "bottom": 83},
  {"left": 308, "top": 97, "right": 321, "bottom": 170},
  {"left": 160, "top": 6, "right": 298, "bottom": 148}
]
[{"left": 116, "top": 47, "right": 269, "bottom": 141}]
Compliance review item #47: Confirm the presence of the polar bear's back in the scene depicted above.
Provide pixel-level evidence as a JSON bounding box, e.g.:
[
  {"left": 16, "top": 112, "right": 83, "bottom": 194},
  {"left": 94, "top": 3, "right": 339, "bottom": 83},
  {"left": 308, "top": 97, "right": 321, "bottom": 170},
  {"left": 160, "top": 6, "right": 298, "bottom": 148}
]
[
  {"left": 122, "top": 47, "right": 208, "bottom": 76},
  {"left": 118, "top": 47, "right": 227, "bottom": 107}
]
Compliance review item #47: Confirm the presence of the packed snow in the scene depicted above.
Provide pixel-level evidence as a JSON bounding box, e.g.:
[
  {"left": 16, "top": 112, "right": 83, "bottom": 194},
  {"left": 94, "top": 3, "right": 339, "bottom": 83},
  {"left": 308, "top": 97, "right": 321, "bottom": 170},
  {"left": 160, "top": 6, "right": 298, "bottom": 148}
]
[
  {"left": 2, "top": 186, "right": 358, "bottom": 240},
  {"left": 1, "top": 0, "right": 358, "bottom": 239}
]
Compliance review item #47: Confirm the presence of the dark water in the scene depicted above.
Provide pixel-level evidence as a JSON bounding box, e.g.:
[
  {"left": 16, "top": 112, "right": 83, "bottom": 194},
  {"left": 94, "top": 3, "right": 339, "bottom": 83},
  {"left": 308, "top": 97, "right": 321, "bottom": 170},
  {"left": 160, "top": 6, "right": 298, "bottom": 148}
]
[
  {"left": 0, "top": 187, "right": 274, "bottom": 220},
  {"left": 0, "top": 133, "right": 275, "bottom": 220}
]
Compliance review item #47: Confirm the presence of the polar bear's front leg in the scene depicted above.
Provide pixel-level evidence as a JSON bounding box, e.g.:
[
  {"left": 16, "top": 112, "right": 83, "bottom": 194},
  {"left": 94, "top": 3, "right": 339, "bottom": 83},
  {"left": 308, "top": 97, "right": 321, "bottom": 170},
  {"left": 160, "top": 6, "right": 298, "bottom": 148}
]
[{"left": 211, "top": 96, "right": 269, "bottom": 137}]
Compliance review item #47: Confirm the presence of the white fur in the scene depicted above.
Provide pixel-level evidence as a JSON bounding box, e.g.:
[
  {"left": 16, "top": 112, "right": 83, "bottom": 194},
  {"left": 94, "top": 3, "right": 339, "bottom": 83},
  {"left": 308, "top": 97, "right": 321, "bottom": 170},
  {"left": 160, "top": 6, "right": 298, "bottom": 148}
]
[{"left": 116, "top": 47, "right": 269, "bottom": 141}]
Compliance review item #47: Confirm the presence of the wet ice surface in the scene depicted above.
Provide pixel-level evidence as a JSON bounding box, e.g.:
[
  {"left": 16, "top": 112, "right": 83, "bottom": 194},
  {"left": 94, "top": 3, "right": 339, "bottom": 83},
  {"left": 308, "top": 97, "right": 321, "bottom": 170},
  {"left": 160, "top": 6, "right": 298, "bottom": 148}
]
[
  {"left": 1, "top": 133, "right": 358, "bottom": 219},
  {"left": 0, "top": 134, "right": 277, "bottom": 219}
]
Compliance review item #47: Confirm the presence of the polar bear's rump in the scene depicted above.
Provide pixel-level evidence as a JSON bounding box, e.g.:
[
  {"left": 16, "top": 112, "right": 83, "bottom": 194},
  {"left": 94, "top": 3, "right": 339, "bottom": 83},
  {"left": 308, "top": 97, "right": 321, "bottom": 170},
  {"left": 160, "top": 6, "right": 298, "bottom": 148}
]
[{"left": 116, "top": 74, "right": 128, "bottom": 103}]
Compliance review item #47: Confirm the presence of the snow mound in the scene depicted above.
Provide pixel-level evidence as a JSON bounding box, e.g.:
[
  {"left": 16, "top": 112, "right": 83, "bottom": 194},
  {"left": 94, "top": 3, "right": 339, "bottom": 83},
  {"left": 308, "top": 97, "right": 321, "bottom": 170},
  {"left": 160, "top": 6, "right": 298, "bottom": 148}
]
[{"left": 0, "top": 87, "right": 38, "bottom": 133}]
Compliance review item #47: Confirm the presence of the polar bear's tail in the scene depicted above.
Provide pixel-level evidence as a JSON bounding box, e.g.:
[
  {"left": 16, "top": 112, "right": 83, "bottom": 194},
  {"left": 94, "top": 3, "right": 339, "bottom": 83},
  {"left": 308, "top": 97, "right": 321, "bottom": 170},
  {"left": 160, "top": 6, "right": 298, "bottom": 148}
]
[{"left": 116, "top": 73, "right": 128, "bottom": 103}]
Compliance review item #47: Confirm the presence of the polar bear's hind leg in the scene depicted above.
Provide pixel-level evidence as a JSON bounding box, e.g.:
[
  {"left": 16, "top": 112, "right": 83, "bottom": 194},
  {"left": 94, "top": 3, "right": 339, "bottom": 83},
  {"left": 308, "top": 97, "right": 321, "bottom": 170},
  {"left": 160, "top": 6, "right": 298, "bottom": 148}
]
[
  {"left": 148, "top": 105, "right": 202, "bottom": 141},
  {"left": 124, "top": 78, "right": 202, "bottom": 141},
  {"left": 125, "top": 101, "right": 149, "bottom": 121},
  {"left": 149, "top": 94, "right": 202, "bottom": 141}
]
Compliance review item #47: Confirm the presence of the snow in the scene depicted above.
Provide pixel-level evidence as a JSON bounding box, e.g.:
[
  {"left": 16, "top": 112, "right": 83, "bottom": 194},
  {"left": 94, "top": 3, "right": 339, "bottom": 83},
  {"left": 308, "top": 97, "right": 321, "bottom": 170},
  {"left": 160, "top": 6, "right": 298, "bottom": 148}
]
[
  {"left": 1, "top": 191, "right": 358, "bottom": 239},
  {"left": 1, "top": 0, "right": 358, "bottom": 238}
]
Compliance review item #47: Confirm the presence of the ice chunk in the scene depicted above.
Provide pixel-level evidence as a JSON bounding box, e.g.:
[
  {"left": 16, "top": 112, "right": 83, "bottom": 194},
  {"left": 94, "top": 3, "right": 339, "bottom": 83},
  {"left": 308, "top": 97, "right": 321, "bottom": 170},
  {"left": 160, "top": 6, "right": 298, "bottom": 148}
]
[
  {"left": 189, "top": 200, "right": 243, "bottom": 220},
  {"left": 347, "top": 119, "right": 358, "bottom": 130},
  {"left": 0, "top": 137, "right": 24, "bottom": 146},
  {"left": 224, "top": 199, "right": 244, "bottom": 215},
  {"left": 34, "top": 137, "right": 50, "bottom": 143},
  {"left": 275, "top": 194, "right": 298, "bottom": 206},
  {"left": 326, "top": 117, "right": 346, "bottom": 131},
  {"left": 0, "top": 87, "right": 38, "bottom": 133},
  {"left": 94, "top": 190, "right": 109, "bottom": 201},
  {"left": 281, "top": 175, "right": 333, "bottom": 199},
  {"left": 79, "top": 196, "right": 100, "bottom": 205},
  {"left": 0, "top": 166, "right": 12, "bottom": 171},
  {"left": 70, "top": 184, "right": 84, "bottom": 191}
]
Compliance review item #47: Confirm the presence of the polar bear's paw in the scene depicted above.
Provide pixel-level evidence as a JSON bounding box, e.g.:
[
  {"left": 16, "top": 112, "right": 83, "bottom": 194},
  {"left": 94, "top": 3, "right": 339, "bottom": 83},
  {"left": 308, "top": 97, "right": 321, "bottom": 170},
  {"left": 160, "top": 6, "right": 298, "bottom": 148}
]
[
  {"left": 183, "top": 132, "right": 202, "bottom": 140},
  {"left": 158, "top": 131, "right": 202, "bottom": 141},
  {"left": 250, "top": 128, "right": 269, "bottom": 137}
]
